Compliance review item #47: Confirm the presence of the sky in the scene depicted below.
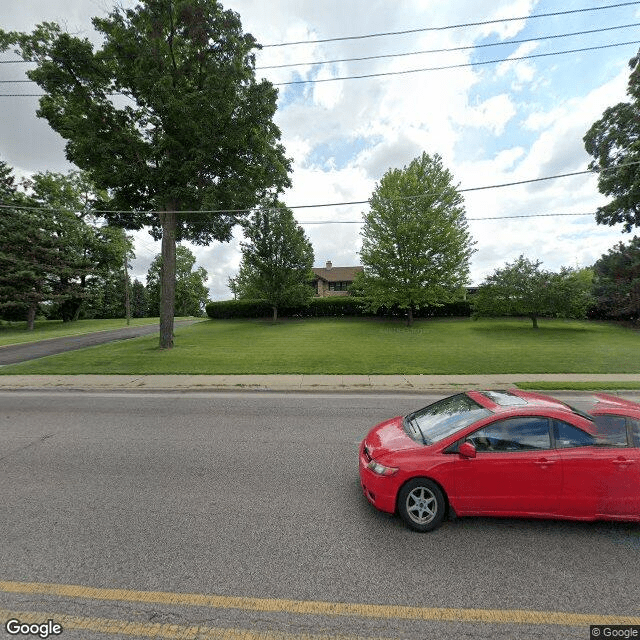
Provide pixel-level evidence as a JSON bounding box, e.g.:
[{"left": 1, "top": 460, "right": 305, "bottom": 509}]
[{"left": 1, "top": 0, "right": 640, "bottom": 299}]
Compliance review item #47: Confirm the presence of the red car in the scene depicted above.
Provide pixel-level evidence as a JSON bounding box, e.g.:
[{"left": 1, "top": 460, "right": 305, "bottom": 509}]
[
  {"left": 581, "top": 393, "right": 640, "bottom": 447},
  {"left": 359, "top": 390, "right": 640, "bottom": 532}
]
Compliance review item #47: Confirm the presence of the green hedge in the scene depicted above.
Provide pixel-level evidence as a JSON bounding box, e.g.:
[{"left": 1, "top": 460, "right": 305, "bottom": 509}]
[{"left": 206, "top": 297, "right": 471, "bottom": 319}]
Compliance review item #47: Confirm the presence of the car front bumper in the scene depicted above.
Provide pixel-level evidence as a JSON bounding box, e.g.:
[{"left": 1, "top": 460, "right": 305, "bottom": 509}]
[{"left": 358, "top": 445, "right": 398, "bottom": 514}]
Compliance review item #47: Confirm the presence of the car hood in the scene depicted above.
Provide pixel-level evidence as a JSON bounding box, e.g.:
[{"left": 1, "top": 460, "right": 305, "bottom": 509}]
[{"left": 363, "top": 416, "right": 421, "bottom": 462}]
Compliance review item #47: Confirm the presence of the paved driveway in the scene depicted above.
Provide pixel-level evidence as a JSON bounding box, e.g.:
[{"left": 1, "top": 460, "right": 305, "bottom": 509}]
[{"left": 0, "top": 320, "right": 200, "bottom": 365}]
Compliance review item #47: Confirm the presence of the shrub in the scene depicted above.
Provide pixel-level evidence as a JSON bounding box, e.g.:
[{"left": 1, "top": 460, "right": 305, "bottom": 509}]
[{"left": 206, "top": 297, "right": 471, "bottom": 319}]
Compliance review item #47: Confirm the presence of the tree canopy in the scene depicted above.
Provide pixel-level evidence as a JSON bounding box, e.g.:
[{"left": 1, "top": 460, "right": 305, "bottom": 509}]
[
  {"left": 230, "top": 202, "right": 315, "bottom": 321},
  {"left": 0, "top": 160, "right": 136, "bottom": 325},
  {"left": 357, "top": 152, "right": 475, "bottom": 325},
  {"left": 592, "top": 236, "right": 640, "bottom": 323},
  {"left": 1, "top": 0, "right": 291, "bottom": 347},
  {"left": 0, "top": 161, "right": 69, "bottom": 328},
  {"left": 472, "top": 256, "right": 594, "bottom": 329},
  {"left": 584, "top": 48, "right": 640, "bottom": 232}
]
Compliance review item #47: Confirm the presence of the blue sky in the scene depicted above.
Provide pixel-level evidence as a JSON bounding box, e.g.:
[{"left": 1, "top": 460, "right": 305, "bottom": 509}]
[{"left": 1, "top": 0, "right": 639, "bottom": 298}]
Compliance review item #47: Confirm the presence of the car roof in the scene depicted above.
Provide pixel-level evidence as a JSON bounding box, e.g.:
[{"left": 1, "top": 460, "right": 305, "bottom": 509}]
[
  {"left": 586, "top": 393, "right": 640, "bottom": 418},
  {"left": 466, "top": 389, "right": 588, "bottom": 417}
]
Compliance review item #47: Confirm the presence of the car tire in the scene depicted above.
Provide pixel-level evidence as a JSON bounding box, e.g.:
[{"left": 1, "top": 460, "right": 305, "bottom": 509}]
[{"left": 397, "top": 478, "right": 446, "bottom": 532}]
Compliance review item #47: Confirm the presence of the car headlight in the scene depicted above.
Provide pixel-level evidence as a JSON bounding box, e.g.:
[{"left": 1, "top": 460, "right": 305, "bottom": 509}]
[{"left": 367, "top": 460, "right": 399, "bottom": 476}]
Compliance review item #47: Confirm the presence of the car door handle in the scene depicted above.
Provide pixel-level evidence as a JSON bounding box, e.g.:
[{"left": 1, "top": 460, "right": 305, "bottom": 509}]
[
  {"left": 613, "top": 458, "right": 635, "bottom": 467},
  {"left": 535, "top": 458, "right": 557, "bottom": 467}
]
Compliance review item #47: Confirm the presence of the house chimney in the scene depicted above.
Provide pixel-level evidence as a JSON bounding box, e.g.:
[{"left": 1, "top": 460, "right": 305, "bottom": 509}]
[{"left": 326, "top": 261, "right": 332, "bottom": 269}]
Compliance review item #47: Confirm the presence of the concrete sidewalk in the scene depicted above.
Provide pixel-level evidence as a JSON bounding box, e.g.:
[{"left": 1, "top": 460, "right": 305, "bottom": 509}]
[{"left": 1, "top": 373, "right": 640, "bottom": 393}]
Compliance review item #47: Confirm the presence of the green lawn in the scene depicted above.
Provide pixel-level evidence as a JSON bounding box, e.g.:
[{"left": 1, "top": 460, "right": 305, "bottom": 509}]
[{"left": 1, "top": 317, "right": 638, "bottom": 375}]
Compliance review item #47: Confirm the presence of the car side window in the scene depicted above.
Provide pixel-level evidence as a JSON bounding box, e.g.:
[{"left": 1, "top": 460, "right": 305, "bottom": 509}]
[
  {"left": 592, "top": 414, "right": 628, "bottom": 447},
  {"left": 553, "top": 420, "right": 594, "bottom": 448},
  {"left": 630, "top": 418, "right": 640, "bottom": 448},
  {"left": 467, "top": 417, "right": 551, "bottom": 453}
]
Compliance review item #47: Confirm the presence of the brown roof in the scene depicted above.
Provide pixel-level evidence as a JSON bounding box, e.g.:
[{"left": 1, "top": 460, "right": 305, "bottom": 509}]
[{"left": 312, "top": 265, "right": 363, "bottom": 282}]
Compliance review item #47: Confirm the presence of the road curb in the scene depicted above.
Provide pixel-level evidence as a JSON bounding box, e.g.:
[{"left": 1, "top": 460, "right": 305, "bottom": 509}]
[{"left": 0, "top": 374, "right": 639, "bottom": 396}]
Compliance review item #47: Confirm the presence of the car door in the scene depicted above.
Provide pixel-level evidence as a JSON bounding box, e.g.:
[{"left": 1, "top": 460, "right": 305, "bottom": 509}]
[
  {"left": 589, "top": 414, "right": 640, "bottom": 519},
  {"left": 452, "top": 416, "right": 563, "bottom": 516},
  {"left": 554, "top": 419, "right": 608, "bottom": 518}
]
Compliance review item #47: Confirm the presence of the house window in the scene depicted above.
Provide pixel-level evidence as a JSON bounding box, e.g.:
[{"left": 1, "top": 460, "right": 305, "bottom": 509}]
[{"left": 329, "top": 281, "right": 350, "bottom": 291}]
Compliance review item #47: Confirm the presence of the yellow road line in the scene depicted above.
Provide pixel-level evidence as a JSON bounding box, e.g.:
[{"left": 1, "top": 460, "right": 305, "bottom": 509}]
[
  {"left": 1, "top": 580, "right": 639, "bottom": 628},
  {"left": 0, "top": 609, "right": 380, "bottom": 640}
]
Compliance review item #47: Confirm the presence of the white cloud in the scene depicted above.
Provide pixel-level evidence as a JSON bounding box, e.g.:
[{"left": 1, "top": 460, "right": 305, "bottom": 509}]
[{"left": 461, "top": 94, "right": 517, "bottom": 135}]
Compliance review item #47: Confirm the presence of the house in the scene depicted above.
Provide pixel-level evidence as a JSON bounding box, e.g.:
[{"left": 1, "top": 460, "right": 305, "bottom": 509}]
[{"left": 312, "top": 261, "right": 363, "bottom": 297}]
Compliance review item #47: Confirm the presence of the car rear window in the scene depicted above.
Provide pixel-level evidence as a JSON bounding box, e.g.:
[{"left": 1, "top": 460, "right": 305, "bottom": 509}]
[
  {"left": 592, "top": 414, "right": 628, "bottom": 446},
  {"left": 405, "top": 394, "right": 492, "bottom": 444}
]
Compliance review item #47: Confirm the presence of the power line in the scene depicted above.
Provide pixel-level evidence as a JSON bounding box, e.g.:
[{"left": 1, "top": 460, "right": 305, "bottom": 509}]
[
  {"left": 274, "top": 40, "right": 640, "bottom": 85},
  {"left": 257, "top": 23, "right": 640, "bottom": 70},
  {"left": 3, "top": 162, "right": 639, "bottom": 217},
  {"left": 262, "top": 1, "right": 640, "bottom": 47},
  {"left": 0, "top": 1, "right": 636, "bottom": 66},
  {"left": 3, "top": 38, "right": 638, "bottom": 96},
  {"left": 300, "top": 213, "right": 596, "bottom": 224},
  {"left": 3, "top": 23, "right": 635, "bottom": 73}
]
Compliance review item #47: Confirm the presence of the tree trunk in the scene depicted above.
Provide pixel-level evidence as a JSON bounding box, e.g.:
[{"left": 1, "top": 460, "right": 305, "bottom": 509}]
[
  {"left": 530, "top": 314, "right": 539, "bottom": 329},
  {"left": 272, "top": 305, "right": 278, "bottom": 322},
  {"left": 406, "top": 305, "right": 414, "bottom": 327},
  {"left": 26, "top": 304, "right": 36, "bottom": 331},
  {"left": 159, "top": 208, "right": 177, "bottom": 349}
]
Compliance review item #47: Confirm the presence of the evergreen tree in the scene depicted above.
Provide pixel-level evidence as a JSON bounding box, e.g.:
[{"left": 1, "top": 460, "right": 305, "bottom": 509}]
[{"left": 592, "top": 237, "right": 640, "bottom": 322}]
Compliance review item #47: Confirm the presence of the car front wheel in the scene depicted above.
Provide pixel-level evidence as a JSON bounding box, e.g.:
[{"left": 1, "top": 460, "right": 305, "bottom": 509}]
[{"left": 398, "top": 478, "right": 445, "bottom": 532}]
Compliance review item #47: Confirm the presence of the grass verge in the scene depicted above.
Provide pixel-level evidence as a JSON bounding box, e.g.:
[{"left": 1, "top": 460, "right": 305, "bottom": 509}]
[
  {"left": 515, "top": 382, "right": 640, "bottom": 391},
  {"left": 0, "top": 317, "right": 638, "bottom": 376}
]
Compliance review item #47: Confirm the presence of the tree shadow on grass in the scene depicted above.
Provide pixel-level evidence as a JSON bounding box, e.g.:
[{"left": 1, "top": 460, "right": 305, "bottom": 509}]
[{"left": 469, "top": 320, "right": 593, "bottom": 334}]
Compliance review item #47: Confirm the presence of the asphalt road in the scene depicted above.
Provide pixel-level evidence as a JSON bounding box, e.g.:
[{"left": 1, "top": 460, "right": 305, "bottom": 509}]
[
  {"left": 1, "top": 391, "right": 639, "bottom": 640},
  {"left": 0, "top": 320, "right": 198, "bottom": 365}
]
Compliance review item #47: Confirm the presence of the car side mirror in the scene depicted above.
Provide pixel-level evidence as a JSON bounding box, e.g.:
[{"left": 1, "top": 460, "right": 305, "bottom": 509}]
[{"left": 459, "top": 441, "right": 476, "bottom": 459}]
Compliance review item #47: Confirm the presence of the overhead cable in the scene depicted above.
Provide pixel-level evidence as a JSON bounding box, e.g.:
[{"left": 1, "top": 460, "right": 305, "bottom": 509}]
[
  {"left": 300, "top": 213, "right": 597, "bottom": 224},
  {"left": 2, "top": 38, "right": 639, "bottom": 96},
  {"left": 262, "top": 1, "right": 640, "bottom": 47},
  {"left": 3, "top": 23, "right": 636, "bottom": 71},
  {"left": 257, "top": 23, "right": 640, "bottom": 70},
  {"left": 3, "top": 162, "right": 639, "bottom": 217},
  {"left": 274, "top": 40, "right": 640, "bottom": 85}
]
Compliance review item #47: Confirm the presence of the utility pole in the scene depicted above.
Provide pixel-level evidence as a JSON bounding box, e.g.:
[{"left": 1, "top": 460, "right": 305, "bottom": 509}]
[{"left": 124, "top": 252, "right": 131, "bottom": 326}]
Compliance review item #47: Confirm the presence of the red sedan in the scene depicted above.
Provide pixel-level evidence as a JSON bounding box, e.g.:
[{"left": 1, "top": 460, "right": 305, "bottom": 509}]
[{"left": 359, "top": 390, "right": 640, "bottom": 532}]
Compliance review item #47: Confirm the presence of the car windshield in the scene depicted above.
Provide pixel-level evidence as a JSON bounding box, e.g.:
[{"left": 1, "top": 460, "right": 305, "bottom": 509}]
[{"left": 405, "top": 393, "right": 493, "bottom": 444}]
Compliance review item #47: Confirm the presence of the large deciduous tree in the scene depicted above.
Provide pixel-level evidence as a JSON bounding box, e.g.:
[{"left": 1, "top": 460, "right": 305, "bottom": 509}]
[
  {"left": 584, "top": 48, "right": 640, "bottom": 232},
  {"left": 472, "top": 256, "right": 594, "bottom": 329},
  {"left": 1, "top": 0, "right": 291, "bottom": 347},
  {"left": 357, "top": 152, "right": 474, "bottom": 326},
  {"left": 230, "top": 202, "right": 315, "bottom": 321}
]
